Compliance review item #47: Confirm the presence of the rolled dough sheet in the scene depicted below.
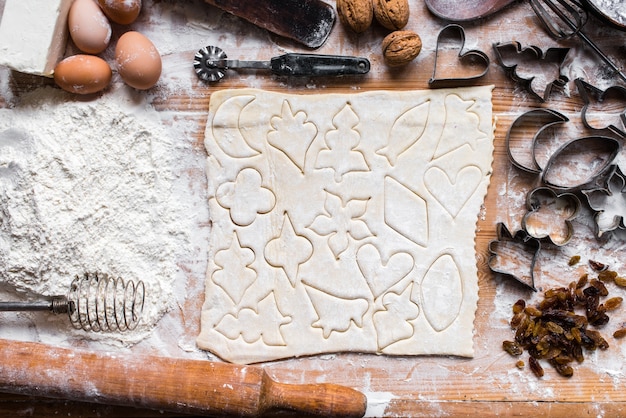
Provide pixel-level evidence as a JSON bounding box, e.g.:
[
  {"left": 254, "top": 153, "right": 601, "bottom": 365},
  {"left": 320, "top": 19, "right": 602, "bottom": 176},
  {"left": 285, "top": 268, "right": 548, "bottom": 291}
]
[{"left": 198, "top": 86, "right": 495, "bottom": 364}]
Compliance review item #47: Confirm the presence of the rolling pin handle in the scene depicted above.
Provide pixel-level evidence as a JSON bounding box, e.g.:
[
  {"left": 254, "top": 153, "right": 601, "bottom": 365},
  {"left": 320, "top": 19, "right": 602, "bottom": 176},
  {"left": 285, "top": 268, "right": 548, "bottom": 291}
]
[{"left": 259, "top": 371, "right": 367, "bottom": 417}]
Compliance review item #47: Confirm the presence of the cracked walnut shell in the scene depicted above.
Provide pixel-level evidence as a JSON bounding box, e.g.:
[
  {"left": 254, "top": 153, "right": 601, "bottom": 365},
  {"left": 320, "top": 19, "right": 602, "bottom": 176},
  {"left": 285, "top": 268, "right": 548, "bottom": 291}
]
[
  {"left": 373, "top": 0, "right": 409, "bottom": 30},
  {"left": 382, "top": 30, "right": 422, "bottom": 67},
  {"left": 337, "top": 0, "right": 374, "bottom": 33}
]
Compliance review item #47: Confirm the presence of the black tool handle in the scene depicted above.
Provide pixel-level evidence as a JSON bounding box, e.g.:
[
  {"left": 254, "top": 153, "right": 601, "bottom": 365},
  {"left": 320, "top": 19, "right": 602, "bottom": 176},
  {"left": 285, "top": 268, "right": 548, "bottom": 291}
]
[
  {"left": 270, "top": 54, "right": 370, "bottom": 77},
  {"left": 0, "top": 297, "right": 69, "bottom": 313}
]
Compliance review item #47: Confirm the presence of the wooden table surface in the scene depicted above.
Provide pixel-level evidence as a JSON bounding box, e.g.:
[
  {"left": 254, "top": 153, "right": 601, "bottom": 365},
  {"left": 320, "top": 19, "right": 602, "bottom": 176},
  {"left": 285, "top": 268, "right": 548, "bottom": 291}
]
[{"left": 1, "top": 0, "right": 626, "bottom": 416}]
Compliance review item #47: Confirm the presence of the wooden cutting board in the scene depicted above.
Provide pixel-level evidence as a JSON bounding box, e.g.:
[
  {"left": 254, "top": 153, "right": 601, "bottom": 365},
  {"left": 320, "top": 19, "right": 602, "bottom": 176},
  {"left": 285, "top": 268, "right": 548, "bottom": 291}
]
[{"left": 1, "top": 0, "right": 626, "bottom": 415}]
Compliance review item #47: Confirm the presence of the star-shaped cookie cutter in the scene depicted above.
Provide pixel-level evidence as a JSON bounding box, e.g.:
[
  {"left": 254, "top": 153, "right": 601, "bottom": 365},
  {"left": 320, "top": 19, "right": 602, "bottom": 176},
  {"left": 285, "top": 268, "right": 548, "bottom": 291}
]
[
  {"left": 493, "top": 41, "right": 570, "bottom": 102},
  {"left": 488, "top": 223, "right": 541, "bottom": 292}
]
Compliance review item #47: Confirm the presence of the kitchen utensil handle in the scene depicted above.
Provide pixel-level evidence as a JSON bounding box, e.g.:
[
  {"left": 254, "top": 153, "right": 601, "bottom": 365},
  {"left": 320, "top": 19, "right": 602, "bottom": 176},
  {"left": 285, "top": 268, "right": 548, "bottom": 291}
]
[
  {"left": 260, "top": 372, "right": 367, "bottom": 417},
  {"left": 0, "top": 338, "right": 367, "bottom": 417},
  {"left": 271, "top": 54, "right": 370, "bottom": 77},
  {"left": 0, "top": 297, "right": 69, "bottom": 313},
  {"left": 575, "top": 30, "right": 626, "bottom": 82}
]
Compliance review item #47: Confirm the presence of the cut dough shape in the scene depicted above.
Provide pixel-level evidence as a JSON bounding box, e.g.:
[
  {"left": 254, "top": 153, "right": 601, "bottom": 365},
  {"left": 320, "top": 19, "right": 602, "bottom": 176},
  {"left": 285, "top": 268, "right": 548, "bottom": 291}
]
[{"left": 198, "top": 87, "right": 495, "bottom": 364}]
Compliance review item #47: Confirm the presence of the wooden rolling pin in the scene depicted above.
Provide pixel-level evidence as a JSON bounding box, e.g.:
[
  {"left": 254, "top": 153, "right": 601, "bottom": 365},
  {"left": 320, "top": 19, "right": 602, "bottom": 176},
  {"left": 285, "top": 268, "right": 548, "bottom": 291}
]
[
  {"left": 0, "top": 338, "right": 367, "bottom": 417},
  {"left": 203, "top": 0, "right": 336, "bottom": 48}
]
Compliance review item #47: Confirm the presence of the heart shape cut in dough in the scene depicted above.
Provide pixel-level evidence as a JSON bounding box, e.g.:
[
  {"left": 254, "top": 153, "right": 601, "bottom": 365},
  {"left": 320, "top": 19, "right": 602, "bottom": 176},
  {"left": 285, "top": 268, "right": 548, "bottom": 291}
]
[
  {"left": 429, "top": 24, "right": 490, "bottom": 88},
  {"left": 425, "top": 165, "right": 482, "bottom": 218},
  {"left": 356, "top": 243, "right": 413, "bottom": 299}
]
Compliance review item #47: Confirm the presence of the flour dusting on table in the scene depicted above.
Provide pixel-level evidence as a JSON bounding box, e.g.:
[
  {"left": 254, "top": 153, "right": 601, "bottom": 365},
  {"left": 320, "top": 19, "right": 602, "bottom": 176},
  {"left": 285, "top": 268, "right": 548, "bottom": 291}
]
[{"left": 0, "top": 87, "right": 196, "bottom": 345}]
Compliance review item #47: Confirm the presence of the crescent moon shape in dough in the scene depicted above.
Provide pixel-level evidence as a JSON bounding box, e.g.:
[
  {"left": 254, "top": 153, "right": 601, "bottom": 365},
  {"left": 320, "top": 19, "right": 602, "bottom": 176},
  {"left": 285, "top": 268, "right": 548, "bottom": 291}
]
[{"left": 211, "top": 95, "right": 260, "bottom": 158}]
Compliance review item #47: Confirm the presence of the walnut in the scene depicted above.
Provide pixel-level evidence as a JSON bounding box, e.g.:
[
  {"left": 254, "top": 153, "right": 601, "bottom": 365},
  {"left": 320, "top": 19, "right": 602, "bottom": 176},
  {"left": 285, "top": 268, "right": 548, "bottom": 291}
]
[
  {"left": 337, "top": 0, "right": 374, "bottom": 33},
  {"left": 382, "top": 30, "right": 422, "bottom": 67},
  {"left": 373, "top": 0, "right": 409, "bottom": 31}
]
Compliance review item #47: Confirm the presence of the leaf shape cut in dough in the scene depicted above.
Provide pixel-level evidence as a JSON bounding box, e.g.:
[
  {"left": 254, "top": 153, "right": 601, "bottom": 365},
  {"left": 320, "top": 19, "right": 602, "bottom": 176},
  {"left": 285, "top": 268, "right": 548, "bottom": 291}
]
[
  {"left": 373, "top": 284, "right": 419, "bottom": 350},
  {"left": 264, "top": 212, "right": 313, "bottom": 287},
  {"left": 356, "top": 243, "right": 413, "bottom": 299},
  {"left": 315, "top": 104, "right": 369, "bottom": 182},
  {"left": 215, "top": 291, "right": 291, "bottom": 346},
  {"left": 421, "top": 253, "right": 463, "bottom": 332},
  {"left": 212, "top": 232, "right": 257, "bottom": 305},
  {"left": 377, "top": 100, "right": 430, "bottom": 166},
  {"left": 304, "top": 284, "right": 369, "bottom": 338},
  {"left": 211, "top": 95, "right": 260, "bottom": 158},
  {"left": 267, "top": 100, "right": 318, "bottom": 173},
  {"left": 425, "top": 165, "right": 482, "bottom": 218}
]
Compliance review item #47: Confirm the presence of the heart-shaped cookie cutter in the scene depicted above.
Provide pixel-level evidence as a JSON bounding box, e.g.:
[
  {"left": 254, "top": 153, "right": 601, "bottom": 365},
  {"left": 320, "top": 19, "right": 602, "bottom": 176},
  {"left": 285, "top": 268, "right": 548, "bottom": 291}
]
[
  {"left": 575, "top": 78, "right": 626, "bottom": 138},
  {"left": 493, "top": 41, "right": 570, "bottom": 102},
  {"left": 428, "top": 24, "right": 490, "bottom": 88}
]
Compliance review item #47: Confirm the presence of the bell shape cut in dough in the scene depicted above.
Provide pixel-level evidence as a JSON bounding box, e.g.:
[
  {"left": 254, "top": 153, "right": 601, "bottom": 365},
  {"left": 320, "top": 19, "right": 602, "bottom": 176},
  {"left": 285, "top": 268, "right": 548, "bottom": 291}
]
[{"left": 198, "top": 86, "right": 495, "bottom": 364}]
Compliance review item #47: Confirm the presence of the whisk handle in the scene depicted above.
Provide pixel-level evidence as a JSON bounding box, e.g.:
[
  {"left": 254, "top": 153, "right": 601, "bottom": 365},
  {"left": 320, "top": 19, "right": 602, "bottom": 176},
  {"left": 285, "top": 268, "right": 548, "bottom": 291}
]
[
  {"left": 575, "top": 31, "right": 626, "bottom": 82},
  {"left": 0, "top": 297, "right": 69, "bottom": 313}
]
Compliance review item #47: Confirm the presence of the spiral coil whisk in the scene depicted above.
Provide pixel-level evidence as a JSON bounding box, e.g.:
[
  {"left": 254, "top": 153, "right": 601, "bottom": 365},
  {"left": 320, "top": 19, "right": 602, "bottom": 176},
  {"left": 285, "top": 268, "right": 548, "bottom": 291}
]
[
  {"left": 0, "top": 272, "right": 145, "bottom": 333},
  {"left": 68, "top": 272, "right": 146, "bottom": 332},
  {"left": 529, "top": 0, "right": 626, "bottom": 81}
]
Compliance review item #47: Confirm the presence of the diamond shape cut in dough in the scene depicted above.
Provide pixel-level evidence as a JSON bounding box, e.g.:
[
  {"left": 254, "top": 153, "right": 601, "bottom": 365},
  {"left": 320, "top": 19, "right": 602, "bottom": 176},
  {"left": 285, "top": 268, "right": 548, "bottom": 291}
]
[{"left": 198, "top": 87, "right": 494, "bottom": 364}]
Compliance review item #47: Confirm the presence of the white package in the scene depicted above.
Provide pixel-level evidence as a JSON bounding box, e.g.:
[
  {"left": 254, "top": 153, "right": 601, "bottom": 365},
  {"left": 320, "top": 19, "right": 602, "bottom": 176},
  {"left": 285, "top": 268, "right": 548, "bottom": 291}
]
[{"left": 0, "top": 0, "right": 73, "bottom": 77}]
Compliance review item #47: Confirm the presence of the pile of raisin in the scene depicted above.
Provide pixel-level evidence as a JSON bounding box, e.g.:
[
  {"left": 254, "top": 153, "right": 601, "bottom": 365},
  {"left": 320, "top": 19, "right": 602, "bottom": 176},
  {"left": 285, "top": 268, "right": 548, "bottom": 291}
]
[{"left": 503, "top": 268, "right": 624, "bottom": 378}]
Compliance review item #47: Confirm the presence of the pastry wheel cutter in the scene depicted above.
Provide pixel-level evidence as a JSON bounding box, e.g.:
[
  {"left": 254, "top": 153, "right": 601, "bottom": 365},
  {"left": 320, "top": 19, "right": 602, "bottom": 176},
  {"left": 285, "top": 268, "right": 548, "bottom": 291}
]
[{"left": 193, "top": 45, "right": 370, "bottom": 82}]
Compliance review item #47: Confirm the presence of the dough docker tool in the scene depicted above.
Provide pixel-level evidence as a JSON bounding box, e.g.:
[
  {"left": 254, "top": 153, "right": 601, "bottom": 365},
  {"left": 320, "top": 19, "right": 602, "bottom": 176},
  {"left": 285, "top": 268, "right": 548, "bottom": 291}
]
[
  {"left": 193, "top": 45, "right": 371, "bottom": 82},
  {"left": 0, "top": 272, "right": 145, "bottom": 332}
]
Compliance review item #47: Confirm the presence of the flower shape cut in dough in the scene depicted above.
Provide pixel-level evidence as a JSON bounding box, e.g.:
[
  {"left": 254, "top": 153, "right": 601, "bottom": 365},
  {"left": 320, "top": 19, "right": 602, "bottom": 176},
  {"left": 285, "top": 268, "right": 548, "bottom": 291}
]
[
  {"left": 216, "top": 168, "right": 276, "bottom": 226},
  {"left": 308, "top": 190, "right": 373, "bottom": 258}
]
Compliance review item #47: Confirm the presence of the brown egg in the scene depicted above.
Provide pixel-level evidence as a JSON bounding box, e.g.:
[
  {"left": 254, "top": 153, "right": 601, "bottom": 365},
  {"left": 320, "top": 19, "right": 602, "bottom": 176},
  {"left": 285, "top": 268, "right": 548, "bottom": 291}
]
[
  {"left": 68, "top": 0, "right": 112, "bottom": 54},
  {"left": 115, "top": 31, "right": 161, "bottom": 90},
  {"left": 54, "top": 55, "right": 112, "bottom": 94},
  {"left": 98, "top": 0, "right": 142, "bottom": 25}
]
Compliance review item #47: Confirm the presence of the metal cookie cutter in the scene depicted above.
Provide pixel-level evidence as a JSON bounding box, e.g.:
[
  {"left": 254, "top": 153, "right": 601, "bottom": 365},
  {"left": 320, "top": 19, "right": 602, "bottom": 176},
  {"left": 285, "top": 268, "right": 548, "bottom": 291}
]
[
  {"left": 575, "top": 78, "right": 626, "bottom": 138},
  {"left": 428, "top": 24, "right": 490, "bottom": 88},
  {"left": 541, "top": 135, "right": 621, "bottom": 191},
  {"left": 489, "top": 223, "right": 541, "bottom": 292},
  {"left": 505, "top": 108, "right": 569, "bottom": 175},
  {"left": 582, "top": 165, "right": 626, "bottom": 238},
  {"left": 521, "top": 187, "right": 581, "bottom": 246},
  {"left": 493, "top": 41, "right": 570, "bottom": 102},
  {"left": 193, "top": 45, "right": 370, "bottom": 82}
]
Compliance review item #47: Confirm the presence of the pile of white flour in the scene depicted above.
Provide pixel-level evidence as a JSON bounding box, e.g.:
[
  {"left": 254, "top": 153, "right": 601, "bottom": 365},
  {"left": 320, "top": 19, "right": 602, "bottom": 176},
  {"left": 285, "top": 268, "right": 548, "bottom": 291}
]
[{"left": 0, "top": 87, "right": 197, "bottom": 344}]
